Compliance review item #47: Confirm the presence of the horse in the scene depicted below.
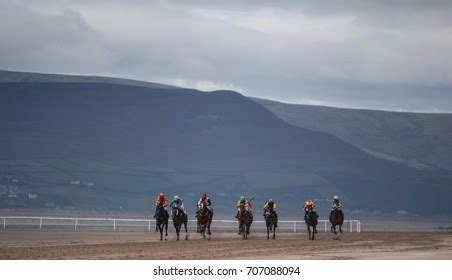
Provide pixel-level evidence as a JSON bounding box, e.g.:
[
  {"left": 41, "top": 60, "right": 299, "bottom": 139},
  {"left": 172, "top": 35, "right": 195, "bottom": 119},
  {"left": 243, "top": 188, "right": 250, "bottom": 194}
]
[
  {"left": 196, "top": 202, "right": 212, "bottom": 239},
  {"left": 237, "top": 204, "right": 253, "bottom": 240},
  {"left": 305, "top": 206, "right": 318, "bottom": 240},
  {"left": 172, "top": 207, "right": 187, "bottom": 241},
  {"left": 329, "top": 206, "right": 344, "bottom": 235},
  {"left": 154, "top": 202, "right": 168, "bottom": 241},
  {"left": 264, "top": 206, "right": 277, "bottom": 240}
]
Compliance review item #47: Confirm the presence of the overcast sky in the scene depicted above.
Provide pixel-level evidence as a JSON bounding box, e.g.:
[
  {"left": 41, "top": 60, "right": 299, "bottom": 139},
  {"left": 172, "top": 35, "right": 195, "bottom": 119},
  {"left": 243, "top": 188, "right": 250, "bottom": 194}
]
[{"left": 1, "top": 0, "right": 452, "bottom": 112}]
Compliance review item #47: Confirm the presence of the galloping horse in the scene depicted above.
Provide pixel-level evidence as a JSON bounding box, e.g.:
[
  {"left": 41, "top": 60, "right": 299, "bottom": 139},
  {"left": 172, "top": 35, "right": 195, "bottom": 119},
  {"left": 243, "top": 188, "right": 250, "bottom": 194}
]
[
  {"left": 172, "top": 207, "right": 187, "bottom": 241},
  {"left": 155, "top": 202, "right": 168, "bottom": 241},
  {"left": 264, "top": 206, "right": 277, "bottom": 240},
  {"left": 237, "top": 203, "right": 253, "bottom": 240},
  {"left": 329, "top": 206, "right": 344, "bottom": 235},
  {"left": 196, "top": 202, "right": 212, "bottom": 239},
  {"left": 305, "top": 206, "right": 318, "bottom": 240}
]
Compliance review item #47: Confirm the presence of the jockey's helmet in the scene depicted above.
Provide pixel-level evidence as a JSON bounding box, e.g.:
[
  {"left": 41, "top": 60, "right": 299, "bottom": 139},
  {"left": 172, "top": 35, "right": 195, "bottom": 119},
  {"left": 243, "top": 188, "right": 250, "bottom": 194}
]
[
  {"left": 201, "top": 194, "right": 207, "bottom": 199},
  {"left": 174, "top": 195, "right": 179, "bottom": 200},
  {"left": 306, "top": 199, "right": 313, "bottom": 206},
  {"left": 268, "top": 198, "right": 273, "bottom": 203},
  {"left": 240, "top": 195, "right": 246, "bottom": 202},
  {"left": 158, "top": 193, "right": 165, "bottom": 199},
  {"left": 333, "top": 195, "right": 339, "bottom": 200}
]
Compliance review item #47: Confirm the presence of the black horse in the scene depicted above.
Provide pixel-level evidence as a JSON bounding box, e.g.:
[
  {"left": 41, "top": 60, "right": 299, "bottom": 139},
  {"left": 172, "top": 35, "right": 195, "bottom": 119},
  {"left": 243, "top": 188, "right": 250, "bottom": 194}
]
[
  {"left": 237, "top": 204, "right": 253, "bottom": 240},
  {"left": 155, "top": 202, "right": 168, "bottom": 241},
  {"left": 172, "top": 207, "right": 188, "bottom": 241},
  {"left": 196, "top": 202, "right": 212, "bottom": 239},
  {"left": 264, "top": 206, "right": 278, "bottom": 240},
  {"left": 329, "top": 207, "right": 344, "bottom": 235},
  {"left": 305, "top": 207, "right": 318, "bottom": 240}
]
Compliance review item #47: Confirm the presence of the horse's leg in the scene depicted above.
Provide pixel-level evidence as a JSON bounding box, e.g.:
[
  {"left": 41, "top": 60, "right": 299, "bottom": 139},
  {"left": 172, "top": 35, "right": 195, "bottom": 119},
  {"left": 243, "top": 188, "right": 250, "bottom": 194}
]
[
  {"left": 339, "top": 223, "right": 343, "bottom": 234},
  {"left": 267, "top": 223, "right": 270, "bottom": 240},
  {"left": 273, "top": 224, "right": 276, "bottom": 239},
  {"left": 159, "top": 224, "right": 163, "bottom": 241},
  {"left": 313, "top": 226, "right": 316, "bottom": 240},
  {"left": 202, "top": 224, "right": 206, "bottom": 239},
  {"left": 165, "top": 221, "right": 168, "bottom": 236},
  {"left": 207, "top": 221, "right": 212, "bottom": 235}
]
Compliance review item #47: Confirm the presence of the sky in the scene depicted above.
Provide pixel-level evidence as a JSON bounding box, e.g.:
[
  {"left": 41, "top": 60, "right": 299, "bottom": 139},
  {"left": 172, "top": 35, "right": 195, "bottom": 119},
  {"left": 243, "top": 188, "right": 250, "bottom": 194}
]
[{"left": 1, "top": 0, "right": 452, "bottom": 112}]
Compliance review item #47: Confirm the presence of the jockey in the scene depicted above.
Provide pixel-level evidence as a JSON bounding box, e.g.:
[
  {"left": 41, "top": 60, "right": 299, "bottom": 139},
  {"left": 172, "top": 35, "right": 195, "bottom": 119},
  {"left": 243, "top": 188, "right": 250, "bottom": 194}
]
[
  {"left": 153, "top": 192, "right": 169, "bottom": 218},
  {"left": 169, "top": 195, "right": 186, "bottom": 214},
  {"left": 235, "top": 195, "right": 253, "bottom": 219},
  {"left": 263, "top": 198, "right": 278, "bottom": 227},
  {"left": 331, "top": 195, "right": 342, "bottom": 210},
  {"left": 303, "top": 199, "right": 319, "bottom": 220},
  {"left": 263, "top": 198, "right": 277, "bottom": 213},
  {"left": 196, "top": 193, "right": 213, "bottom": 214}
]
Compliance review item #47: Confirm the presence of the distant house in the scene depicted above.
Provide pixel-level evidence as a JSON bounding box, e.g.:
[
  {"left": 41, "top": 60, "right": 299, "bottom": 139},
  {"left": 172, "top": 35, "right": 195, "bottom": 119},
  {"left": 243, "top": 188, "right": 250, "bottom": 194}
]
[
  {"left": 45, "top": 202, "right": 56, "bottom": 207},
  {"left": 12, "top": 179, "right": 19, "bottom": 183},
  {"left": 84, "top": 182, "right": 94, "bottom": 187},
  {"left": 28, "top": 193, "right": 37, "bottom": 199},
  {"left": 70, "top": 180, "right": 80, "bottom": 185}
]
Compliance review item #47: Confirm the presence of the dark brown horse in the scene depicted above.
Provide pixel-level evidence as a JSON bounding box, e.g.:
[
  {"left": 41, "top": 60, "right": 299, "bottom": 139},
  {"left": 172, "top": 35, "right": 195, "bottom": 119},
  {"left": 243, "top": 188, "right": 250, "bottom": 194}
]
[
  {"left": 264, "top": 206, "right": 277, "bottom": 240},
  {"left": 196, "top": 202, "right": 212, "bottom": 239},
  {"left": 305, "top": 206, "right": 318, "bottom": 240},
  {"left": 155, "top": 202, "right": 168, "bottom": 241},
  {"left": 329, "top": 207, "right": 344, "bottom": 235},
  {"left": 172, "top": 207, "right": 187, "bottom": 241},
  {"left": 237, "top": 204, "right": 253, "bottom": 239}
]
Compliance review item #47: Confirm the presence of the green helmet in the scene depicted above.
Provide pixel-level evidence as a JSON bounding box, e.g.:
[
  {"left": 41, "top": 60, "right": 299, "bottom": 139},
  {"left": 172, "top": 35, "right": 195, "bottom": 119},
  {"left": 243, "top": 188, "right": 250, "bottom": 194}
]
[{"left": 240, "top": 195, "right": 246, "bottom": 202}]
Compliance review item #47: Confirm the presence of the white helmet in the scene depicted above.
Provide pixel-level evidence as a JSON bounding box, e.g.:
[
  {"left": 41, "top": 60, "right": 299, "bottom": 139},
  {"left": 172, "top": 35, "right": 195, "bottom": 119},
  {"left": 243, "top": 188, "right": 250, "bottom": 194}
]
[
  {"left": 333, "top": 195, "right": 339, "bottom": 200},
  {"left": 268, "top": 198, "right": 273, "bottom": 203},
  {"left": 174, "top": 195, "right": 179, "bottom": 200}
]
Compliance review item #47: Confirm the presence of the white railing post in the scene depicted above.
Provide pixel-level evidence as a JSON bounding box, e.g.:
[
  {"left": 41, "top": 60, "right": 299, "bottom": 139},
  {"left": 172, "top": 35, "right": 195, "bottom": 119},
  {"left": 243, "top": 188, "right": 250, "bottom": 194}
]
[
  {"left": 39, "top": 217, "right": 43, "bottom": 229},
  {"left": 113, "top": 219, "right": 116, "bottom": 231},
  {"left": 349, "top": 220, "right": 352, "bottom": 232},
  {"left": 293, "top": 221, "right": 296, "bottom": 233},
  {"left": 3, "top": 217, "right": 5, "bottom": 229},
  {"left": 324, "top": 220, "right": 327, "bottom": 232},
  {"left": 148, "top": 220, "right": 151, "bottom": 232},
  {"left": 74, "top": 219, "right": 78, "bottom": 230}
]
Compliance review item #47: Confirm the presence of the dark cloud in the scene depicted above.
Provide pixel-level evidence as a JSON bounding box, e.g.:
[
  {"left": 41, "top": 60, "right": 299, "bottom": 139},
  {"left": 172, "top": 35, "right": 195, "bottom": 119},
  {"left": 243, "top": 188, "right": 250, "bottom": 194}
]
[{"left": 1, "top": 0, "right": 451, "bottom": 112}]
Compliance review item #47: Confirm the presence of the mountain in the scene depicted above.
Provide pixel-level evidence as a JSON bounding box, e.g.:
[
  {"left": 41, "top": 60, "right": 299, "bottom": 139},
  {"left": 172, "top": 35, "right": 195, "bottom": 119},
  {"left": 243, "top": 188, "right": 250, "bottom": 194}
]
[
  {"left": 0, "top": 69, "right": 178, "bottom": 90},
  {"left": 1, "top": 70, "right": 451, "bottom": 215},
  {"left": 253, "top": 98, "right": 452, "bottom": 171}
]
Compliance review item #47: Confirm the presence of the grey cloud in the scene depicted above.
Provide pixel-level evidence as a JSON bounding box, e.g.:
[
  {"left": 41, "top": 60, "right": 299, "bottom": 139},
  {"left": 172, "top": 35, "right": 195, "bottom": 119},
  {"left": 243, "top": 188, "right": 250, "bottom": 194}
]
[{"left": 1, "top": 0, "right": 451, "bottom": 112}]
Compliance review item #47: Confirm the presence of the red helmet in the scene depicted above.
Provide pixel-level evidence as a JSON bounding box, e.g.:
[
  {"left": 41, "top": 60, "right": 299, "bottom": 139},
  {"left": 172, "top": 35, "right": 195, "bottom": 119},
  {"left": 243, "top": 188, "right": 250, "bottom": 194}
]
[
  {"left": 201, "top": 194, "right": 207, "bottom": 199},
  {"left": 158, "top": 193, "right": 165, "bottom": 198}
]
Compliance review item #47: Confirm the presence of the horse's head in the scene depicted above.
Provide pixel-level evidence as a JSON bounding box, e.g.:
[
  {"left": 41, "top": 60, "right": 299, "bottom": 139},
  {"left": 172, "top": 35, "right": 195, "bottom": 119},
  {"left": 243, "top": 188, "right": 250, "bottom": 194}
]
[
  {"left": 172, "top": 207, "right": 181, "bottom": 217},
  {"left": 199, "top": 202, "right": 208, "bottom": 216},
  {"left": 155, "top": 202, "right": 165, "bottom": 217}
]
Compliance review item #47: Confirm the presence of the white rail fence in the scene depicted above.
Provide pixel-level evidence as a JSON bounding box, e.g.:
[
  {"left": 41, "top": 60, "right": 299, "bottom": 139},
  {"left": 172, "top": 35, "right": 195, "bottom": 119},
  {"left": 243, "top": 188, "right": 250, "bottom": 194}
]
[{"left": 0, "top": 216, "right": 361, "bottom": 233}]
